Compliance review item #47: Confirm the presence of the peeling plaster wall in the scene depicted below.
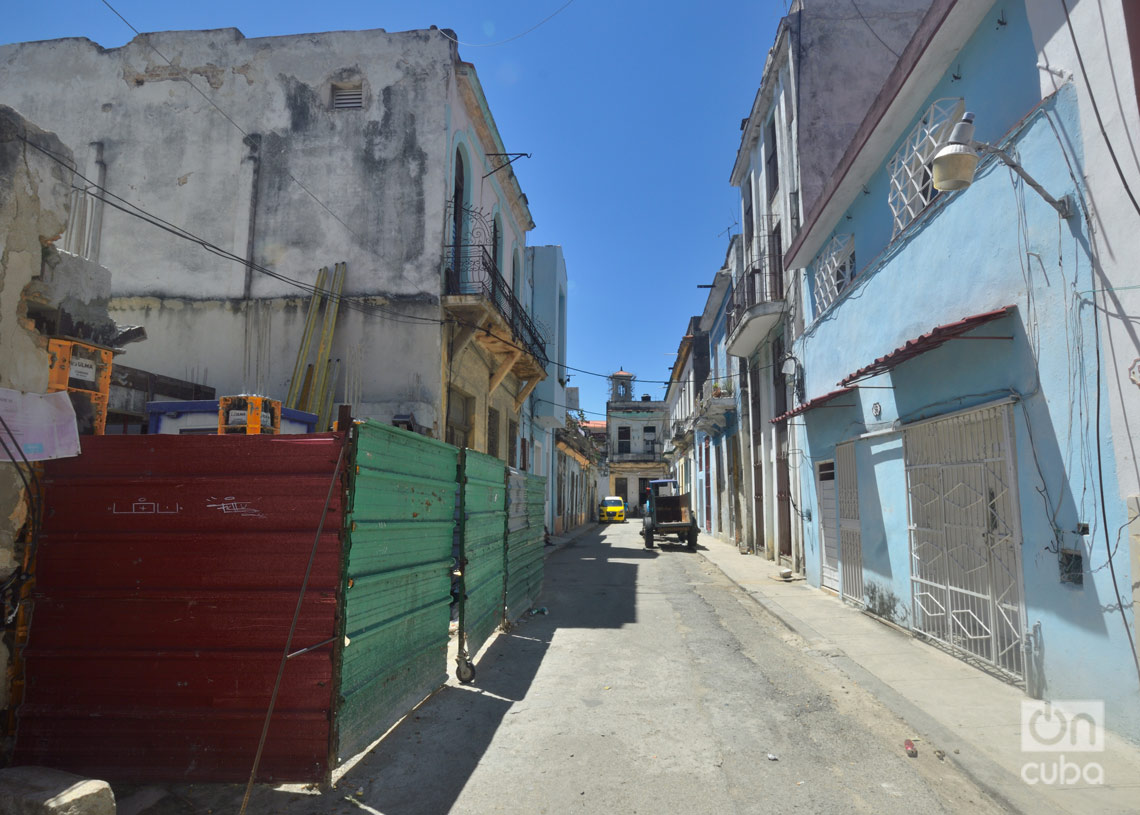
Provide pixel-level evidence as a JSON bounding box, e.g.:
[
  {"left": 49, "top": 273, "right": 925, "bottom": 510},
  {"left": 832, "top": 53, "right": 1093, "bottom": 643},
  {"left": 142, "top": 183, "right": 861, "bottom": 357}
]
[
  {"left": 0, "top": 107, "right": 75, "bottom": 710},
  {"left": 0, "top": 29, "right": 460, "bottom": 419}
]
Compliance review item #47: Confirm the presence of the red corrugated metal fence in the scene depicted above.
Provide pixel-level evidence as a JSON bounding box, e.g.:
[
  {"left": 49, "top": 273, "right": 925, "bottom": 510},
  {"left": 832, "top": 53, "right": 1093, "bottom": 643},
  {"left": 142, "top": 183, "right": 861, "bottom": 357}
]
[{"left": 14, "top": 433, "right": 346, "bottom": 783}]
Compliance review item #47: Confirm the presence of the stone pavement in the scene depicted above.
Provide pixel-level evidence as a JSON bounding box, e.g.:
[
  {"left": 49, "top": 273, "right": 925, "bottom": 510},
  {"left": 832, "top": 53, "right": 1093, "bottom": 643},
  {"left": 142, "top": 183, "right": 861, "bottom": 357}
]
[{"left": 692, "top": 535, "right": 1140, "bottom": 815}]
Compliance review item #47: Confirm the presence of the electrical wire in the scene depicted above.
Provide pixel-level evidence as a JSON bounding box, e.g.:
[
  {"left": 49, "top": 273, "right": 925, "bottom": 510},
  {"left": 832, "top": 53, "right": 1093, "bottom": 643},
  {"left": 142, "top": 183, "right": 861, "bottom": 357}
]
[
  {"left": 1059, "top": 0, "right": 1140, "bottom": 219},
  {"left": 438, "top": 0, "right": 576, "bottom": 48},
  {"left": 27, "top": 131, "right": 775, "bottom": 393},
  {"left": 99, "top": 0, "right": 367, "bottom": 244},
  {"left": 849, "top": 0, "right": 901, "bottom": 59}
]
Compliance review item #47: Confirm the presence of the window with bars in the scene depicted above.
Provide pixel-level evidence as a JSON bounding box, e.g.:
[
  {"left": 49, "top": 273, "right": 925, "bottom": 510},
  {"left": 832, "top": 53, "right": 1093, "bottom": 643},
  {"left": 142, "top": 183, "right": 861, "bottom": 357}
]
[
  {"left": 617, "top": 426, "right": 631, "bottom": 455},
  {"left": 887, "top": 98, "right": 964, "bottom": 235},
  {"left": 332, "top": 84, "right": 364, "bottom": 109},
  {"left": 812, "top": 234, "right": 856, "bottom": 315},
  {"left": 487, "top": 407, "right": 500, "bottom": 459}
]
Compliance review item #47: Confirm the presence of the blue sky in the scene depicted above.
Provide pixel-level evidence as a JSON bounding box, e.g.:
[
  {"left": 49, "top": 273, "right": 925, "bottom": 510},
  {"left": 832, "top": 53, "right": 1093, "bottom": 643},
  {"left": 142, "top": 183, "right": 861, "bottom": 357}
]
[{"left": 5, "top": 0, "right": 783, "bottom": 419}]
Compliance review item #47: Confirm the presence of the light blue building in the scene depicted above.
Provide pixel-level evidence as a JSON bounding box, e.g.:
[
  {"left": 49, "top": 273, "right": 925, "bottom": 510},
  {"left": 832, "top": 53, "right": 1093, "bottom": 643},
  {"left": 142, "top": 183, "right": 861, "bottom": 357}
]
[
  {"left": 783, "top": 0, "right": 1139, "bottom": 739},
  {"left": 693, "top": 248, "right": 745, "bottom": 544},
  {"left": 527, "top": 245, "right": 569, "bottom": 533}
]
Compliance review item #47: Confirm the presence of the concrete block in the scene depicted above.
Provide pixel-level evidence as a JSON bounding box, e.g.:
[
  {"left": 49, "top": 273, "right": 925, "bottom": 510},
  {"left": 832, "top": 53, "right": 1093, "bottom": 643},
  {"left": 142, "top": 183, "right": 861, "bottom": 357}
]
[{"left": 0, "top": 767, "right": 115, "bottom": 815}]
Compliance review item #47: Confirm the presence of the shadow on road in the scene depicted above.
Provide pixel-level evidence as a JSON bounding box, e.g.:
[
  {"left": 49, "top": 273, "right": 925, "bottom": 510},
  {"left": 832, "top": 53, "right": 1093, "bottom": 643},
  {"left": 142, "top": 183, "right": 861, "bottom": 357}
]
[
  {"left": 340, "top": 525, "right": 650, "bottom": 813},
  {"left": 153, "top": 525, "right": 657, "bottom": 814}
]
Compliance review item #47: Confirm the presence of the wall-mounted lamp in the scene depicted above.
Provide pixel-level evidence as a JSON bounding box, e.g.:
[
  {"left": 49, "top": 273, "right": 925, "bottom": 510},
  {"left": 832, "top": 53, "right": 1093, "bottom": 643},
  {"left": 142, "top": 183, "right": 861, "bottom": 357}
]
[{"left": 932, "top": 112, "right": 1074, "bottom": 219}]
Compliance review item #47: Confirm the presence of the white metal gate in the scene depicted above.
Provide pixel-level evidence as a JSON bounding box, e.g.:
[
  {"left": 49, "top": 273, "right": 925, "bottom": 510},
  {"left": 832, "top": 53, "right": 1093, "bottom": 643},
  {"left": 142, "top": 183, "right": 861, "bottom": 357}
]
[
  {"left": 817, "top": 461, "right": 839, "bottom": 591},
  {"left": 904, "top": 403, "right": 1025, "bottom": 679},
  {"left": 836, "top": 442, "right": 864, "bottom": 605}
]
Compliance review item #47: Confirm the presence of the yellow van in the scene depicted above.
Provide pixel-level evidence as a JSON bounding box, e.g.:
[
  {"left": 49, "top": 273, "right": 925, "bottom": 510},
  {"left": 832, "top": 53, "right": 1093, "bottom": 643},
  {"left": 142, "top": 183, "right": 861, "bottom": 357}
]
[{"left": 601, "top": 496, "right": 626, "bottom": 523}]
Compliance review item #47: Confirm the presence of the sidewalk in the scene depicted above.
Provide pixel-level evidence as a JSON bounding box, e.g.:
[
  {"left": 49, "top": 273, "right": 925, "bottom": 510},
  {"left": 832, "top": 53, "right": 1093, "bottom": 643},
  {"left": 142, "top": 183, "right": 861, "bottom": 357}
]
[
  {"left": 696, "top": 537, "right": 1140, "bottom": 815},
  {"left": 542, "top": 521, "right": 599, "bottom": 557}
]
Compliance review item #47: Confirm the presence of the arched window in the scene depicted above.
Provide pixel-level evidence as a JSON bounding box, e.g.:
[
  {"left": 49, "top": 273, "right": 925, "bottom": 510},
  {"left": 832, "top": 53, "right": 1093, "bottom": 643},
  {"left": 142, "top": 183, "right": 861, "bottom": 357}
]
[{"left": 450, "top": 149, "right": 466, "bottom": 288}]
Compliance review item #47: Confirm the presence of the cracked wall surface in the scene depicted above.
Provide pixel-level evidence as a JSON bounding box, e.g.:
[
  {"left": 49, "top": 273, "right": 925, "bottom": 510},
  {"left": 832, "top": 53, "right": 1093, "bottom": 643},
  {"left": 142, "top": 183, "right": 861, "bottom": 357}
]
[
  {"left": 0, "top": 106, "right": 75, "bottom": 711},
  {"left": 0, "top": 29, "right": 464, "bottom": 418}
]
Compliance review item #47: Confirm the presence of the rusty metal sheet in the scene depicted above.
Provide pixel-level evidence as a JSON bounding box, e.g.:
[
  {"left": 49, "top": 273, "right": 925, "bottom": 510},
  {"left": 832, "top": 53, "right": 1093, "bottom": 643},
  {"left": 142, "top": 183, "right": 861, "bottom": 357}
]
[
  {"left": 16, "top": 433, "right": 346, "bottom": 784},
  {"left": 336, "top": 422, "right": 455, "bottom": 761},
  {"left": 504, "top": 473, "right": 546, "bottom": 620},
  {"left": 458, "top": 450, "right": 507, "bottom": 661}
]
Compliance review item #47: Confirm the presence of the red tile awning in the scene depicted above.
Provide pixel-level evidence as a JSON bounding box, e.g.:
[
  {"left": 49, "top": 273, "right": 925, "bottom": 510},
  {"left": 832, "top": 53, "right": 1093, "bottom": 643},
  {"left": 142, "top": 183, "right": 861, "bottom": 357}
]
[
  {"left": 838, "top": 305, "right": 1016, "bottom": 387},
  {"left": 771, "top": 387, "right": 855, "bottom": 424}
]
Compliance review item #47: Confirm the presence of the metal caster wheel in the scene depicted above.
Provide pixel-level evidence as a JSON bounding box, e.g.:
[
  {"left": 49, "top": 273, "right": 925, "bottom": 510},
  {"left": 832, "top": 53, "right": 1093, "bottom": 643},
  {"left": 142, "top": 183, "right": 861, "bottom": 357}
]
[{"left": 456, "top": 660, "right": 476, "bottom": 684}]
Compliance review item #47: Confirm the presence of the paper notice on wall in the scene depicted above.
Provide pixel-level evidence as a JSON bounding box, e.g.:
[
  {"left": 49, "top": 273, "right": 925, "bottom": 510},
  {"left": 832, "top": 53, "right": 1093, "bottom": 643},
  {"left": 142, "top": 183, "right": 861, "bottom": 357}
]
[{"left": 0, "top": 388, "right": 81, "bottom": 461}]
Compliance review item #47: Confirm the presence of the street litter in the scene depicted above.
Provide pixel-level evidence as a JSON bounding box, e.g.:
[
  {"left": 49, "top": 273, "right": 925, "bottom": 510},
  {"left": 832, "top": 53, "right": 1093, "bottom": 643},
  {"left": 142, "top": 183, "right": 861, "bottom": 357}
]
[
  {"left": 767, "top": 753, "right": 779, "bottom": 761},
  {"left": 904, "top": 739, "right": 918, "bottom": 758},
  {"left": 528, "top": 607, "right": 549, "bottom": 616},
  {"left": 933, "top": 749, "right": 946, "bottom": 761}
]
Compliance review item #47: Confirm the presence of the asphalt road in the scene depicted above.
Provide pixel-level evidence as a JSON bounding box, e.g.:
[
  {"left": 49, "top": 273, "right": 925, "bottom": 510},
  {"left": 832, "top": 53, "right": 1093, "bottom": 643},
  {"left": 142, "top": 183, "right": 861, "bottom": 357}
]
[{"left": 154, "top": 522, "right": 1005, "bottom": 815}]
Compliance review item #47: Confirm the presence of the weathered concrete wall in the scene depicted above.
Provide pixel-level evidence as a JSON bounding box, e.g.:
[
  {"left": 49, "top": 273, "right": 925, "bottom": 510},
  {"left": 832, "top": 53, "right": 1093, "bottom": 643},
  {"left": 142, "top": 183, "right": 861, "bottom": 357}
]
[
  {"left": 0, "top": 107, "right": 75, "bottom": 710},
  {"left": 794, "top": 0, "right": 934, "bottom": 217},
  {"left": 0, "top": 29, "right": 464, "bottom": 420}
]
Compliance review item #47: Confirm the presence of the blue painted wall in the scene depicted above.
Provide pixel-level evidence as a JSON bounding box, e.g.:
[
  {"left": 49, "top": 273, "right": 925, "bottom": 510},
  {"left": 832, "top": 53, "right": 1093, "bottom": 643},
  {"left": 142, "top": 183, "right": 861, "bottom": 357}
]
[{"left": 792, "top": 0, "right": 1137, "bottom": 739}]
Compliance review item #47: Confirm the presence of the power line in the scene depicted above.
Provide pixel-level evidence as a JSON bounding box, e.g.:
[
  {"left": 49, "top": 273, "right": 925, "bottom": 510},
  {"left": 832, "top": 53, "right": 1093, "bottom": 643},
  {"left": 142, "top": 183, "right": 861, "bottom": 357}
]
[
  {"left": 849, "top": 0, "right": 901, "bottom": 59},
  {"left": 99, "top": 0, "right": 367, "bottom": 244},
  {"left": 1059, "top": 0, "right": 1140, "bottom": 219},
  {"left": 438, "top": 0, "right": 576, "bottom": 48}
]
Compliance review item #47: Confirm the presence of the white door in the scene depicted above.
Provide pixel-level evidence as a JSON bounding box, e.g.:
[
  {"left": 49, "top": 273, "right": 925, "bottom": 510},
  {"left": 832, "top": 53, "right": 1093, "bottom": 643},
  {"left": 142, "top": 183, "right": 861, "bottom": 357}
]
[
  {"left": 836, "top": 442, "right": 864, "bottom": 605},
  {"left": 817, "top": 461, "right": 839, "bottom": 591},
  {"left": 904, "top": 403, "right": 1025, "bottom": 679}
]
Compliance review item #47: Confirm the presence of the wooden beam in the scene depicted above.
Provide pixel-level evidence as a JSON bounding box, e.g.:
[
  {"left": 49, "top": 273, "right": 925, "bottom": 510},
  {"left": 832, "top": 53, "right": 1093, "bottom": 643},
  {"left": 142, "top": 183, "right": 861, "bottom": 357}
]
[
  {"left": 489, "top": 349, "right": 522, "bottom": 395},
  {"left": 451, "top": 322, "right": 479, "bottom": 358},
  {"left": 514, "top": 377, "right": 540, "bottom": 412}
]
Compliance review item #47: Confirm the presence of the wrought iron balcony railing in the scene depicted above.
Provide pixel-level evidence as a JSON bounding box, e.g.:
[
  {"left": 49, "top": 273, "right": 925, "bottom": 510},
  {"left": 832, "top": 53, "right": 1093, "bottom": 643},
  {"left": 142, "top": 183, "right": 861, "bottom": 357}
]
[
  {"left": 445, "top": 245, "right": 547, "bottom": 364},
  {"left": 726, "top": 261, "right": 785, "bottom": 338}
]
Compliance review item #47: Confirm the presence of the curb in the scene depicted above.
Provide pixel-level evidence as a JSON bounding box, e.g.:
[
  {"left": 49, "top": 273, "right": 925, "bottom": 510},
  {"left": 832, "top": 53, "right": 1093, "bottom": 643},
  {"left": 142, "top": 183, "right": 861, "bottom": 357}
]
[{"left": 543, "top": 522, "right": 598, "bottom": 558}]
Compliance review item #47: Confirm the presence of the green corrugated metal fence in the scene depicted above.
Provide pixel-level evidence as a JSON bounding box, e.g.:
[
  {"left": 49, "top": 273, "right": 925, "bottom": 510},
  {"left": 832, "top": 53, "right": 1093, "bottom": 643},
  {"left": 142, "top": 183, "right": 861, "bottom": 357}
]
[
  {"left": 504, "top": 472, "right": 547, "bottom": 621},
  {"left": 336, "top": 422, "right": 457, "bottom": 759},
  {"left": 457, "top": 449, "right": 508, "bottom": 664}
]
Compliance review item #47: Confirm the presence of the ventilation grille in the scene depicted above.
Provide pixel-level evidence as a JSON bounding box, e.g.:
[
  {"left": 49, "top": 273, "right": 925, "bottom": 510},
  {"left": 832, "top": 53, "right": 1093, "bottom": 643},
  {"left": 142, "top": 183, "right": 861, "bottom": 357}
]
[{"left": 332, "top": 86, "right": 363, "bottom": 109}]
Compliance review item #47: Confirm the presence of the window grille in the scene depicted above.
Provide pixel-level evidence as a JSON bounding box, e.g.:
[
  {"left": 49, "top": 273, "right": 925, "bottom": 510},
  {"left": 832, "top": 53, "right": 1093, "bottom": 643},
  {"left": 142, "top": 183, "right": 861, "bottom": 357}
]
[
  {"left": 812, "top": 234, "right": 856, "bottom": 314},
  {"left": 887, "top": 98, "right": 964, "bottom": 236},
  {"left": 332, "top": 85, "right": 363, "bottom": 109}
]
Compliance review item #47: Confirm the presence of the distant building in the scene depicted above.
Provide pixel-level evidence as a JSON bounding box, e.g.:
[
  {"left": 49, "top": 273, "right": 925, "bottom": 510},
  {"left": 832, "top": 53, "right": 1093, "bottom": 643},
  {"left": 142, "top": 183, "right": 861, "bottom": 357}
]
[{"left": 605, "top": 371, "right": 668, "bottom": 511}]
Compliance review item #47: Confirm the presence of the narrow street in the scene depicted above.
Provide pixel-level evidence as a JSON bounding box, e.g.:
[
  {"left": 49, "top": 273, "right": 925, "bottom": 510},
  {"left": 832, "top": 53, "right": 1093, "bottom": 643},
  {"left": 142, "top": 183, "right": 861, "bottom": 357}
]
[{"left": 173, "top": 523, "right": 1004, "bottom": 815}]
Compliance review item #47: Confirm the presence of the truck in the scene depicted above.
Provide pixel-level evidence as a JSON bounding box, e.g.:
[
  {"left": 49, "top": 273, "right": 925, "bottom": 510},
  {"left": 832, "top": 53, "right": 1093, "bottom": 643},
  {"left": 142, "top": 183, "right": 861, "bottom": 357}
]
[{"left": 641, "top": 479, "right": 699, "bottom": 549}]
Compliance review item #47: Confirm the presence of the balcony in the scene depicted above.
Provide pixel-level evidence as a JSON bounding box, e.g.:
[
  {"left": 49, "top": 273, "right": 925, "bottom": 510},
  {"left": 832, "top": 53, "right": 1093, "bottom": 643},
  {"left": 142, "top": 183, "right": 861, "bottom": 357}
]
[
  {"left": 444, "top": 244, "right": 548, "bottom": 396},
  {"left": 695, "top": 379, "right": 736, "bottom": 432},
  {"left": 670, "top": 415, "right": 694, "bottom": 451},
  {"left": 726, "top": 261, "right": 786, "bottom": 357},
  {"left": 608, "top": 451, "right": 661, "bottom": 464}
]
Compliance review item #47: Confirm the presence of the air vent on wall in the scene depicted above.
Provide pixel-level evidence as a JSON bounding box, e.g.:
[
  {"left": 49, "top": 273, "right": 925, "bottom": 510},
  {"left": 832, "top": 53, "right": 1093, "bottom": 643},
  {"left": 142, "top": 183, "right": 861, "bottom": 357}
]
[{"left": 332, "top": 85, "right": 363, "bottom": 109}]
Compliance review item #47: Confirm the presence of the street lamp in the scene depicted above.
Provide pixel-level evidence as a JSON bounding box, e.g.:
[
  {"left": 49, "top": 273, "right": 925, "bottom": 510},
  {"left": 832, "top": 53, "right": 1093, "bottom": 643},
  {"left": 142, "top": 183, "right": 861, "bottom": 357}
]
[{"left": 932, "top": 112, "right": 1074, "bottom": 219}]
